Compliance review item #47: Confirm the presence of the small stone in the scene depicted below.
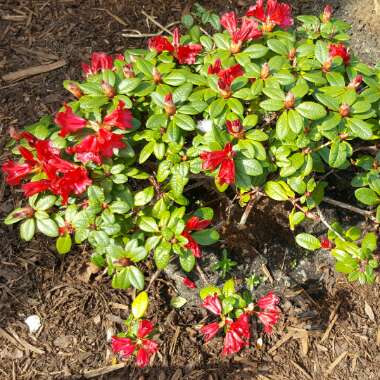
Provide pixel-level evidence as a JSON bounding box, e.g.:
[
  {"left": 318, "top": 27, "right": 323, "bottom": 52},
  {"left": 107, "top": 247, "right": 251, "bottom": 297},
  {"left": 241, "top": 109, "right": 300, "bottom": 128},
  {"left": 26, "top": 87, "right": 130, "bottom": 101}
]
[{"left": 24, "top": 315, "right": 41, "bottom": 333}]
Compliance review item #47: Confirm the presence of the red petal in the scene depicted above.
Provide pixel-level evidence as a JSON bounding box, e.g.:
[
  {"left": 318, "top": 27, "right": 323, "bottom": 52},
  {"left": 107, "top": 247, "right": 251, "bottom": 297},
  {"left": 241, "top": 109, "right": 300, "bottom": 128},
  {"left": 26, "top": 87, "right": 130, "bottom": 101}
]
[
  {"left": 176, "top": 44, "right": 202, "bottom": 64},
  {"left": 22, "top": 180, "right": 51, "bottom": 197},
  {"left": 141, "top": 338, "right": 158, "bottom": 355},
  {"left": 137, "top": 320, "right": 154, "bottom": 339},
  {"left": 111, "top": 336, "right": 136, "bottom": 357},
  {"left": 222, "top": 329, "right": 246, "bottom": 355},
  {"left": 103, "top": 100, "right": 133, "bottom": 130},
  {"left": 218, "top": 158, "right": 235, "bottom": 185},
  {"left": 256, "top": 291, "right": 280, "bottom": 310},
  {"left": 200, "top": 322, "right": 220, "bottom": 342},
  {"left": 246, "top": 0, "right": 266, "bottom": 22},
  {"left": 135, "top": 348, "right": 150, "bottom": 368},
  {"left": 55, "top": 104, "right": 87, "bottom": 137},
  {"left": 185, "top": 216, "right": 211, "bottom": 231},
  {"left": 182, "top": 277, "right": 197, "bottom": 289},
  {"left": 2, "top": 161, "right": 33, "bottom": 185},
  {"left": 148, "top": 36, "right": 174, "bottom": 53},
  {"left": 220, "top": 12, "right": 238, "bottom": 34}
]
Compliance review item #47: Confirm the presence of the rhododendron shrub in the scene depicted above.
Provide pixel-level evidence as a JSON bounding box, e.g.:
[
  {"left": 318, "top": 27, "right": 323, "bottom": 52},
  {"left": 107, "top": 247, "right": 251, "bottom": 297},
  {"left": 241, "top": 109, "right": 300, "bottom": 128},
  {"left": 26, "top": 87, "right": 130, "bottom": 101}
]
[{"left": 2, "top": 0, "right": 380, "bottom": 367}]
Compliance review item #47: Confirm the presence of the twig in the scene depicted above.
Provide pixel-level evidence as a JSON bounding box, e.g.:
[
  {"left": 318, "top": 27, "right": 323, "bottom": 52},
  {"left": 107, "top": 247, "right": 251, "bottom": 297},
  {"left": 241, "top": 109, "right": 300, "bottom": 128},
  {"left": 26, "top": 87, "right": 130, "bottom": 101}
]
[
  {"left": 238, "top": 196, "right": 256, "bottom": 227},
  {"left": 323, "top": 196, "right": 375, "bottom": 220},
  {"left": 316, "top": 206, "right": 346, "bottom": 241},
  {"left": 290, "top": 360, "right": 313, "bottom": 380},
  {"left": 196, "top": 263, "right": 208, "bottom": 284},
  {"left": 122, "top": 21, "right": 180, "bottom": 39},
  {"left": 2, "top": 59, "right": 66, "bottom": 82},
  {"left": 326, "top": 351, "right": 348, "bottom": 375},
  {"left": 147, "top": 269, "right": 161, "bottom": 291},
  {"left": 83, "top": 363, "right": 126, "bottom": 378},
  {"left": 94, "top": 8, "right": 129, "bottom": 27},
  {"left": 141, "top": 10, "right": 173, "bottom": 35}
]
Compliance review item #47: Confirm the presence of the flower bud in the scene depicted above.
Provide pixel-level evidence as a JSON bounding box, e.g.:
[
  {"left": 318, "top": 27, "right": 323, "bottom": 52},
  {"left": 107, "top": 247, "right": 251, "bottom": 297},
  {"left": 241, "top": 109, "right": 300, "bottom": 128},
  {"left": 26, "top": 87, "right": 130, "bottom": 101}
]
[
  {"left": 288, "top": 48, "right": 296, "bottom": 61},
  {"left": 13, "top": 206, "right": 34, "bottom": 219},
  {"left": 339, "top": 103, "right": 350, "bottom": 117},
  {"left": 152, "top": 67, "right": 161, "bottom": 84},
  {"left": 164, "top": 93, "right": 176, "bottom": 116},
  {"left": 320, "top": 237, "right": 333, "bottom": 250},
  {"left": 322, "top": 5, "right": 333, "bottom": 23},
  {"left": 260, "top": 63, "right": 270, "bottom": 80},
  {"left": 101, "top": 81, "right": 115, "bottom": 98},
  {"left": 230, "top": 40, "right": 243, "bottom": 54},
  {"left": 322, "top": 57, "right": 332, "bottom": 73},
  {"left": 123, "top": 64, "right": 135, "bottom": 78},
  {"left": 347, "top": 75, "right": 363, "bottom": 91},
  {"left": 226, "top": 120, "right": 245, "bottom": 139},
  {"left": 284, "top": 91, "right": 295, "bottom": 109},
  {"left": 67, "top": 82, "right": 83, "bottom": 98}
]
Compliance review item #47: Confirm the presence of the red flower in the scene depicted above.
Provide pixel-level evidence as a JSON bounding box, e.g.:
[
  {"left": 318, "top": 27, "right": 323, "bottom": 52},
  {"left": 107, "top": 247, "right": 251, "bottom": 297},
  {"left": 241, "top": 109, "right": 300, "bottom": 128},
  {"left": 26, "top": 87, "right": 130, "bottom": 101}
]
[
  {"left": 202, "top": 294, "right": 222, "bottom": 315},
  {"left": 181, "top": 215, "right": 211, "bottom": 258},
  {"left": 246, "top": 0, "right": 293, "bottom": 32},
  {"left": 2, "top": 147, "right": 36, "bottom": 185},
  {"left": 82, "top": 52, "right": 113, "bottom": 76},
  {"left": 256, "top": 291, "right": 279, "bottom": 310},
  {"left": 200, "top": 142, "right": 236, "bottom": 185},
  {"left": 67, "top": 128, "right": 125, "bottom": 165},
  {"left": 221, "top": 12, "right": 262, "bottom": 53},
  {"left": 208, "top": 63, "right": 244, "bottom": 98},
  {"left": 226, "top": 120, "right": 245, "bottom": 139},
  {"left": 256, "top": 291, "right": 281, "bottom": 334},
  {"left": 55, "top": 104, "right": 87, "bottom": 137},
  {"left": 112, "top": 320, "right": 158, "bottom": 368},
  {"left": 22, "top": 180, "right": 51, "bottom": 197},
  {"left": 103, "top": 101, "right": 133, "bottom": 130},
  {"left": 200, "top": 322, "right": 220, "bottom": 342},
  {"left": 148, "top": 27, "right": 202, "bottom": 64},
  {"left": 222, "top": 328, "right": 247, "bottom": 355},
  {"left": 329, "top": 43, "right": 350, "bottom": 65},
  {"left": 230, "top": 313, "right": 251, "bottom": 340}
]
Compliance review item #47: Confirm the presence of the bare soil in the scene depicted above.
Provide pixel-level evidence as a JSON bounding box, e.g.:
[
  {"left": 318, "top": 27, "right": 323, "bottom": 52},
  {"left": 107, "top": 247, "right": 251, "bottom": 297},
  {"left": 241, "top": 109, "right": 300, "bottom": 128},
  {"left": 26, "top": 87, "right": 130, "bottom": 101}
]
[{"left": 1, "top": 1, "right": 380, "bottom": 379}]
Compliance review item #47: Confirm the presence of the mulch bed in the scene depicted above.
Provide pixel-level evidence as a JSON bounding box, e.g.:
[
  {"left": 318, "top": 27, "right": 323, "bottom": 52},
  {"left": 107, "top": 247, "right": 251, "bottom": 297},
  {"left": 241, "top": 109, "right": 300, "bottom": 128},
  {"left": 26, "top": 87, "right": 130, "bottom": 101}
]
[{"left": 1, "top": 1, "right": 380, "bottom": 379}]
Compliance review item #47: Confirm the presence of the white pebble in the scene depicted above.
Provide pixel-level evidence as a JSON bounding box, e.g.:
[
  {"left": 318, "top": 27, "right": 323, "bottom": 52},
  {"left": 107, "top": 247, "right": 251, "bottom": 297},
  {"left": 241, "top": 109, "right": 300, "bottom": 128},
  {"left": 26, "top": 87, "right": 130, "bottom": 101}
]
[{"left": 24, "top": 315, "right": 41, "bottom": 333}]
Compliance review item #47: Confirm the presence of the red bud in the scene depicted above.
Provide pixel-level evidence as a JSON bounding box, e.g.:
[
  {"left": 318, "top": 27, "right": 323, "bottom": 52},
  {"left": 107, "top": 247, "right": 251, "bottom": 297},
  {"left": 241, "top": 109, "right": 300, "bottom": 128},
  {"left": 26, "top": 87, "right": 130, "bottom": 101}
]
[
  {"left": 260, "top": 63, "right": 270, "bottom": 80},
  {"left": 339, "top": 103, "right": 350, "bottom": 117},
  {"left": 164, "top": 93, "right": 176, "bottom": 116},
  {"left": 322, "top": 5, "right": 333, "bottom": 23},
  {"left": 284, "top": 91, "right": 295, "bottom": 109},
  {"left": 67, "top": 82, "right": 83, "bottom": 98}
]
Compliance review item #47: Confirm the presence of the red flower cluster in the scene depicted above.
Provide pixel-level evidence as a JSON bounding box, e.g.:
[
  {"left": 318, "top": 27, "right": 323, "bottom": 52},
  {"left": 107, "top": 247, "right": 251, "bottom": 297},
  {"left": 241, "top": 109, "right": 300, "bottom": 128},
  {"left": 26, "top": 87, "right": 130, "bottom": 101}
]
[
  {"left": 256, "top": 291, "right": 281, "bottom": 333},
  {"left": 208, "top": 60, "right": 244, "bottom": 98},
  {"left": 220, "top": 12, "right": 262, "bottom": 53},
  {"left": 246, "top": 0, "right": 293, "bottom": 32},
  {"left": 200, "top": 142, "right": 236, "bottom": 185},
  {"left": 55, "top": 101, "right": 132, "bottom": 165},
  {"left": 181, "top": 216, "right": 211, "bottom": 258},
  {"left": 112, "top": 320, "right": 158, "bottom": 368},
  {"left": 82, "top": 52, "right": 124, "bottom": 77},
  {"left": 2, "top": 137, "right": 91, "bottom": 204},
  {"left": 148, "top": 28, "right": 202, "bottom": 64},
  {"left": 329, "top": 43, "right": 350, "bottom": 65}
]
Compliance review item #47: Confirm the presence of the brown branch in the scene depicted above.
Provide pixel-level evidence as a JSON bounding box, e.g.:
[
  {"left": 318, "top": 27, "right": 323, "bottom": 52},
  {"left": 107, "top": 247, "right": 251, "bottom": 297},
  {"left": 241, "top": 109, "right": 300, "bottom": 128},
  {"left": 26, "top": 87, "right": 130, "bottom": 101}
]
[
  {"left": 323, "top": 196, "right": 376, "bottom": 220},
  {"left": 141, "top": 10, "right": 173, "bottom": 35}
]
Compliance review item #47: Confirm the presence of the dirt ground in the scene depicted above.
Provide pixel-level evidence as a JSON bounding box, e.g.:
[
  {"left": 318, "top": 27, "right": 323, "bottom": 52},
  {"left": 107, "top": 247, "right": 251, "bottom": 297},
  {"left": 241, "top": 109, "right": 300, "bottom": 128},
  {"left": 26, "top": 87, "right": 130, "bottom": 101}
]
[{"left": 0, "top": 1, "right": 380, "bottom": 379}]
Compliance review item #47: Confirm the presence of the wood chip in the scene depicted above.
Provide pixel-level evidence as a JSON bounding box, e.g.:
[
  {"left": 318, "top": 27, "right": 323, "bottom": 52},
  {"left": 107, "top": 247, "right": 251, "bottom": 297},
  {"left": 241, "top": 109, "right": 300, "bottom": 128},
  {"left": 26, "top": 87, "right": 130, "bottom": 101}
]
[
  {"left": 320, "top": 313, "right": 338, "bottom": 343},
  {"left": 290, "top": 360, "right": 313, "bottom": 380},
  {"left": 169, "top": 326, "right": 180, "bottom": 356},
  {"left": 2, "top": 59, "right": 66, "bottom": 82},
  {"left": 364, "top": 302, "right": 375, "bottom": 322},
  {"left": 376, "top": 327, "right": 380, "bottom": 346},
  {"left": 83, "top": 363, "right": 126, "bottom": 378},
  {"left": 268, "top": 332, "right": 292, "bottom": 354},
  {"left": 109, "top": 302, "right": 129, "bottom": 311},
  {"left": 326, "top": 351, "right": 348, "bottom": 375},
  {"left": 2, "top": 15, "right": 27, "bottom": 21}
]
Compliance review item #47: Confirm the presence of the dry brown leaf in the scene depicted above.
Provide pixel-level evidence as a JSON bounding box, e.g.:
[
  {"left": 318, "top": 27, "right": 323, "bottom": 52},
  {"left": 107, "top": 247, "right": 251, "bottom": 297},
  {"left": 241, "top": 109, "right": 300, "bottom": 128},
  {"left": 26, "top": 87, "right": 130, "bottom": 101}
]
[{"left": 364, "top": 302, "right": 375, "bottom": 322}]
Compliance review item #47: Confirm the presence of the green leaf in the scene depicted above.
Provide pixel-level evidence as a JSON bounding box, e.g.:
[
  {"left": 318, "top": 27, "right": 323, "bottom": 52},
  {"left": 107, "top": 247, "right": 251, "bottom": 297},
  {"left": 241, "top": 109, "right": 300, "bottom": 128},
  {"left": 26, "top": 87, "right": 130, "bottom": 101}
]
[
  {"left": 36, "top": 218, "right": 59, "bottom": 237},
  {"left": 154, "top": 242, "right": 171, "bottom": 269},
  {"left": 223, "top": 279, "right": 235, "bottom": 297},
  {"left": 209, "top": 98, "right": 226, "bottom": 118},
  {"left": 135, "top": 58, "right": 153, "bottom": 78},
  {"left": 139, "top": 141, "right": 155, "bottom": 164},
  {"left": 173, "top": 114, "right": 195, "bottom": 131},
  {"left": 227, "top": 98, "right": 244, "bottom": 115},
  {"left": 109, "top": 200, "right": 131, "bottom": 214},
  {"left": 239, "top": 158, "right": 263, "bottom": 176},
  {"left": 112, "top": 268, "right": 130, "bottom": 289},
  {"left": 267, "top": 39, "right": 289, "bottom": 55},
  {"left": 79, "top": 95, "right": 109, "bottom": 110},
  {"left": 127, "top": 266, "right": 145, "bottom": 290},
  {"left": 328, "top": 141, "right": 347, "bottom": 168},
  {"left": 243, "top": 44, "right": 269, "bottom": 58},
  {"left": 264, "top": 181, "right": 294, "bottom": 201},
  {"left": 179, "top": 251, "right": 196, "bottom": 272},
  {"left": 347, "top": 118, "right": 373, "bottom": 140},
  {"left": 288, "top": 109, "right": 304, "bottom": 133},
  {"left": 295, "top": 233, "right": 321, "bottom": 251},
  {"left": 134, "top": 186, "right": 154, "bottom": 207},
  {"left": 132, "top": 291, "right": 149, "bottom": 319},
  {"left": 199, "top": 285, "right": 221, "bottom": 300},
  {"left": 315, "top": 40, "right": 329, "bottom": 64},
  {"left": 170, "top": 296, "right": 187, "bottom": 309},
  {"left": 296, "top": 102, "right": 326, "bottom": 120},
  {"left": 355, "top": 188, "right": 380, "bottom": 206},
  {"left": 138, "top": 216, "right": 159, "bottom": 232},
  {"left": 260, "top": 99, "right": 284, "bottom": 111},
  {"left": 35, "top": 195, "right": 57, "bottom": 211},
  {"left": 20, "top": 218, "right": 35, "bottom": 241},
  {"left": 163, "top": 71, "right": 187, "bottom": 86},
  {"left": 56, "top": 234, "right": 72, "bottom": 254},
  {"left": 173, "top": 83, "right": 193, "bottom": 103},
  {"left": 191, "top": 229, "right": 219, "bottom": 245},
  {"left": 118, "top": 78, "right": 141, "bottom": 94}
]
